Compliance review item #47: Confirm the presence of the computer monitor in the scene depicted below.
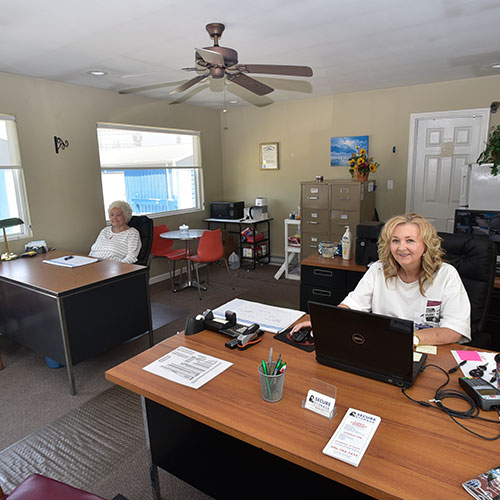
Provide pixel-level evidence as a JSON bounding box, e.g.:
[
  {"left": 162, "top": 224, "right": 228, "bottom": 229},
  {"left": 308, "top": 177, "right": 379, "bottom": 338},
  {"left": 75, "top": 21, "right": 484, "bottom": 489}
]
[{"left": 453, "top": 209, "right": 500, "bottom": 274}]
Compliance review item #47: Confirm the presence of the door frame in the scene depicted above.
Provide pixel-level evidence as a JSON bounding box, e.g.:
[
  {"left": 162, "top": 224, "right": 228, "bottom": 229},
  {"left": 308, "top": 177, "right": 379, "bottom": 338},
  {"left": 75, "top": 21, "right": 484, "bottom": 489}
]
[{"left": 405, "top": 108, "right": 490, "bottom": 213}]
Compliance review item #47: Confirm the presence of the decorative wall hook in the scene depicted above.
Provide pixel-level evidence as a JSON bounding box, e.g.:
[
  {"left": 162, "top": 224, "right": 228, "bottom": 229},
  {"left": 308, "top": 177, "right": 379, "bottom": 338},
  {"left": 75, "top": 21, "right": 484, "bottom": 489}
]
[{"left": 54, "top": 136, "right": 69, "bottom": 154}]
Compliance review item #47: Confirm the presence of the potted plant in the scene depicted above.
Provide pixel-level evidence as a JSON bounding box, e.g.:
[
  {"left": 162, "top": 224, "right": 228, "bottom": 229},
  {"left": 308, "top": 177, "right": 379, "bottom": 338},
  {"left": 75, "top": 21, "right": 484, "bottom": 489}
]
[
  {"left": 348, "top": 145, "right": 379, "bottom": 181},
  {"left": 477, "top": 124, "right": 500, "bottom": 176}
]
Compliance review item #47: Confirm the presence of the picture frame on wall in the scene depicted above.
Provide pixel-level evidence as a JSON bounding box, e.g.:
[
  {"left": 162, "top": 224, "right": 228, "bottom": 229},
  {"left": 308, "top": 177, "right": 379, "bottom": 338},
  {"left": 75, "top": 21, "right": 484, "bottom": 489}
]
[
  {"left": 330, "top": 136, "right": 369, "bottom": 166},
  {"left": 260, "top": 142, "right": 279, "bottom": 170}
]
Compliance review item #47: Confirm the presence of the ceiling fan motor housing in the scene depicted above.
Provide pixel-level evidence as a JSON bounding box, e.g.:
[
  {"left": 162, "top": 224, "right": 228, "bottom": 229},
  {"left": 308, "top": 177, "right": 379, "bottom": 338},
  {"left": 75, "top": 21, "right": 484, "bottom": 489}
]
[{"left": 195, "top": 46, "right": 239, "bottom": 68}]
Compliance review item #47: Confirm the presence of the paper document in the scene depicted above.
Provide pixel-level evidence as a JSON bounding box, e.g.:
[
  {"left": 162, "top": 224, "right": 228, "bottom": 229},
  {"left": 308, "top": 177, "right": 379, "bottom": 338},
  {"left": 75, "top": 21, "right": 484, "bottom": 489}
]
[
  {"left": 323, "top": 408, "right": 381, "bottom": 467},
  {"left": 43, "top": 255, "right": 99, "bottom": 268},
  {"left": 212, "top": 298, "right": 304, "bottom": 333},
  {"left": 143, "top": 346, "right": 232, "bottom": 389},
  {"left": 451, "top": 350, "right": 498, "bottom": 383}
]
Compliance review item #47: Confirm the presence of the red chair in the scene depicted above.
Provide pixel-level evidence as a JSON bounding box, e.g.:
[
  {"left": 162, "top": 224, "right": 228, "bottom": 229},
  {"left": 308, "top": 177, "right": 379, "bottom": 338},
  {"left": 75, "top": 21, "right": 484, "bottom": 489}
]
[
  {"left": 152, "top": 225, "right": 190, "bottom": 291},
  {"left": 0, "top": 473, "right": 120, "bottom": 499},
  {"left": 187, "top": 229, "right": 234, "bottom": 299}
]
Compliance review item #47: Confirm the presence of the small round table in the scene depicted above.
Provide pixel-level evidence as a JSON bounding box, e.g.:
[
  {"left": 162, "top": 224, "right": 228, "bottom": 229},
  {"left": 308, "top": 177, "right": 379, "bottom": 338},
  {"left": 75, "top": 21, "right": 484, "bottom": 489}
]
[{"left": 160, "top": 229, "right": 206, "bottom": 292}]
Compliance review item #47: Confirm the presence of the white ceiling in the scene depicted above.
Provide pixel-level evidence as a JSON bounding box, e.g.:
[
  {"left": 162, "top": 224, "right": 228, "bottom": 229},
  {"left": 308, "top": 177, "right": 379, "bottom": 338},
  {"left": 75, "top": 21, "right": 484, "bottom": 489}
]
[{"left": 2, "top": 0, "right": 500, "bottom": 109}]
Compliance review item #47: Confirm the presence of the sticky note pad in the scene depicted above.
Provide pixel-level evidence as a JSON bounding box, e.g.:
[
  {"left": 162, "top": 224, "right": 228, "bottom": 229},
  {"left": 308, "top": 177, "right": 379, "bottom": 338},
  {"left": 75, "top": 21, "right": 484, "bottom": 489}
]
[{"left": 456, "top": 350, "right": 482, "bottom": 362}]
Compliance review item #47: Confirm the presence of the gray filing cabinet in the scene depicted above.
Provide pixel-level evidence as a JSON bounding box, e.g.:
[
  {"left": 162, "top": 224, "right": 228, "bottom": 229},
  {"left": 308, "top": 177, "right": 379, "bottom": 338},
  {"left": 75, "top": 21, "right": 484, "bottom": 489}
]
[{"left": 300, "top": 180, "right": 376, "bottom": 259}]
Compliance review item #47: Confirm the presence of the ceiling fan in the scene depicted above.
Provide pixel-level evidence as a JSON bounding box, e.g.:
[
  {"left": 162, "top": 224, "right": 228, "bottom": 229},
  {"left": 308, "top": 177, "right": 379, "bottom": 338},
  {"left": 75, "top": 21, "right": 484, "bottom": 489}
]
[{"left": 119, "top": 23, "right": 313, "bottom": 99}]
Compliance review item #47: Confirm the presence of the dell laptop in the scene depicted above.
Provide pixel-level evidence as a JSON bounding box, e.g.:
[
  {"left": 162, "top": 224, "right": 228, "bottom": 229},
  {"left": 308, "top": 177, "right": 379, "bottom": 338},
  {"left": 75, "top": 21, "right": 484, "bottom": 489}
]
[{"left": 309, "top": 302, "right": 427, "bottom": 388}]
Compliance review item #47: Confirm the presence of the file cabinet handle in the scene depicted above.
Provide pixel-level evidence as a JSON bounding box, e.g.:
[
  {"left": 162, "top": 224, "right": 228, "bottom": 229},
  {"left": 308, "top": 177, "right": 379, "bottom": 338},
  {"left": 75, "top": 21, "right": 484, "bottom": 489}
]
[
  {"left": 312, "top": 288, "right": 332, "bottom": 297},
  {"left": 307, "top": 221, "right": 318, "bottom": 225},
  {"left": 308, "top": 244, "right": 318, "bottom": 249},
  {"left": 313, "top": 269, "right": 333, "bottom": 277},
  {"left": 307, "top": 196, "right": 319, "bottom": 200}
]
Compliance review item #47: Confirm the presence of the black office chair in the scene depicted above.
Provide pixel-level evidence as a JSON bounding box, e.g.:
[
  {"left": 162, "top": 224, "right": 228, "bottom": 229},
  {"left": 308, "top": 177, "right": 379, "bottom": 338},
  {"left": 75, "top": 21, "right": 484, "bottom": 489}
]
[
  {"left": 438, "top": 232, "right": 496, "bottom": 349},
  {"left": 128, "top": 215, "right": 153, "bottom": 267}
]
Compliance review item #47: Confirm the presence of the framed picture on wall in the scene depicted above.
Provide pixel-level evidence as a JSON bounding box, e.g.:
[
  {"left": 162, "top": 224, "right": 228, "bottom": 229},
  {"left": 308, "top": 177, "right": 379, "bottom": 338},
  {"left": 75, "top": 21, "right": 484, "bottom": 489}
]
[
  {"left": 260, "top": 142, "right": 279, "bottom": 170},
  {"left": 330, "top": 136, "right": 369, "bottom": 166}
]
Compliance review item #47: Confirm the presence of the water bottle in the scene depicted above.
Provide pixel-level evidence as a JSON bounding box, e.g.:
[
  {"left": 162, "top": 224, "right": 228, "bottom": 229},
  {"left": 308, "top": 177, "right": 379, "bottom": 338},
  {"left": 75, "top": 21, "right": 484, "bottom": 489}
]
[
  {"left": 341, "top": 225, "right": 353, "bottom": 260},
  {"left": 228, "top": 251, "right": 240, "bottom": 270}
]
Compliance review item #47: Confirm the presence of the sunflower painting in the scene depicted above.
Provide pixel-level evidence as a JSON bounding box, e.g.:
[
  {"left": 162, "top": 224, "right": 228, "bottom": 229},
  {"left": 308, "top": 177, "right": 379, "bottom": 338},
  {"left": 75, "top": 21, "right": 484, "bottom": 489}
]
[{"left": 330, "top": 135, "right": 369, "bottom": 167}]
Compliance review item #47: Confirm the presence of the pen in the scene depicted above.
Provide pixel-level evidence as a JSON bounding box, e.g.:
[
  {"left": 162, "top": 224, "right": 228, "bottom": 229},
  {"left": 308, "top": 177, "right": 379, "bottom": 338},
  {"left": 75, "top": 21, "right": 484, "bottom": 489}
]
[
  {"left": 279, "top": 362, "right": 287, "bottom": 373},
  {"left": 448, "top": 359, "right": 467, "bottom": 374},
  {"left": 261, "top": 360, "right": 268, "bottom": 375},
  {"left": 273, "top": 354, "right": 282, "bottom": 375},
  {"left": 267, "top": 347, "right": 273, "bottom": 372},
  {"left": 64, "top": 255, "right": 74, "bottom": 260}
]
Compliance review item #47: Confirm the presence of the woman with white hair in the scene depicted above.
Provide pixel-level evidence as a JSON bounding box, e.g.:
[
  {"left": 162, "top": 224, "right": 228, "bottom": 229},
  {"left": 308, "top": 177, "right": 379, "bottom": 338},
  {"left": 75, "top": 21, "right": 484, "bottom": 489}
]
[{"left": 89, "top": 200, "right": 141, "bottom": 264}]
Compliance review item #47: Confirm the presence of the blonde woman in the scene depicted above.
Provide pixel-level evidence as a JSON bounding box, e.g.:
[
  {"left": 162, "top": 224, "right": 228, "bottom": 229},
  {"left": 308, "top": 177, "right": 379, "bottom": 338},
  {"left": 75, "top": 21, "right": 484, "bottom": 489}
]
[{"left": 293, "top": 213, "right": 471, "bottom": 345}]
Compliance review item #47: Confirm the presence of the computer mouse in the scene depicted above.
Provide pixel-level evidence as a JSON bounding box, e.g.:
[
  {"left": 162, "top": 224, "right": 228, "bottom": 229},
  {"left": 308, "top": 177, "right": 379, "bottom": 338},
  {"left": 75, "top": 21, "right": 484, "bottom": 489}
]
[{"left": 291, "top": 327, "right": 312, "bottom": 343}]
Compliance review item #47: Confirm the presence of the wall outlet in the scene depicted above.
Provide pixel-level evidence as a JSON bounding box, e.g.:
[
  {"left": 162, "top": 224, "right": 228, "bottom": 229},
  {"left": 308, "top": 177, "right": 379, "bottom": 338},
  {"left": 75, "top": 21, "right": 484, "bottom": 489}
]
[{"left": 387, "top": 180, "right": 393, "bottom": 190}]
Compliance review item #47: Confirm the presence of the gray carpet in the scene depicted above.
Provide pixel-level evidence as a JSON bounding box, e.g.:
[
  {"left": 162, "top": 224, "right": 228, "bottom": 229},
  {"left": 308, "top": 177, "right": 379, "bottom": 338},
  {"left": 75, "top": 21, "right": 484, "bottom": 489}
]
[{"left": 0, "top": 386, "right": 143, "bottom": 494}]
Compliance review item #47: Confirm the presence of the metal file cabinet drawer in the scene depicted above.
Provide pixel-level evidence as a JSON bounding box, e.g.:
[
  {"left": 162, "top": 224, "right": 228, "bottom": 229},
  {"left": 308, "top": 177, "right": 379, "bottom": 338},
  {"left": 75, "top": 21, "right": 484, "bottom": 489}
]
[
  {"left": 301, "top": 232, "right": 329, "bottom": 259},
  {"left": 331, "top": 210, "right": 360, "bottom": 240},
  {"left": 302, "top": 208, "right": 329, "bottom": 233},
  {"left": 301, "top": 183, "right": 329, "bottom": 209},
  {"left": 330, "top": 184, "right": 360, "bottom": 211}
]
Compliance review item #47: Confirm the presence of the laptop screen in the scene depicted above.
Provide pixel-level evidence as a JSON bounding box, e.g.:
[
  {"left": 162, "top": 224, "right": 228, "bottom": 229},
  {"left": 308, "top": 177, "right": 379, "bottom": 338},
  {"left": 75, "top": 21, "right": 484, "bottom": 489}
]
[{"left": 309, "top": 302, "right": 416, "bottom": 387}]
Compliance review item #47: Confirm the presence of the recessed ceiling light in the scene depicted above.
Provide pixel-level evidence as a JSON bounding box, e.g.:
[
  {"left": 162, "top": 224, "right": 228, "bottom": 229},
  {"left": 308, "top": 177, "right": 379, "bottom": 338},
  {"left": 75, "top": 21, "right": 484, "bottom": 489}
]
[
  {"left": 489, "top": 63, "right": 500, "bottom": 69},
  {"left": 228, "top": 100, "right": 238, "bottom": 104},
  {"left": 87, "top": 70, "right": 108, "bottom": 76}
]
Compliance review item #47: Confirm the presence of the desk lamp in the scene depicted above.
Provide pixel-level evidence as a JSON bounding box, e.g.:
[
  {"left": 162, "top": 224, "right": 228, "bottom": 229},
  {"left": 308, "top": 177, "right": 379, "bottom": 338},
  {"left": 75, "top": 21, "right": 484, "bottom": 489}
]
[{"left": 0, "top": 217, "right": 24, "bottom": 261}]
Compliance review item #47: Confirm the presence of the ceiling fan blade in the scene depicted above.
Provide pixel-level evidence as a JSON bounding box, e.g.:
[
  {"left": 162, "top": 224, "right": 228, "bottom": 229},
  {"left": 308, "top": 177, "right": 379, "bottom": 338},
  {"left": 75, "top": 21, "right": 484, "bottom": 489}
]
[
  {"left": 196, "top": 48, "right": 225, "bottom": 66},
  {"left": 226, "top": 73, "right": 274, "bottom": 96},
  {"left": 119, "top": 82, "right": 177, "bottom": 94},
  {"left": 236, "top": 64, "right": 313, "bottom": 77},
  {"left": 168, "top": 74, "right": 209, "bottom": 95}
]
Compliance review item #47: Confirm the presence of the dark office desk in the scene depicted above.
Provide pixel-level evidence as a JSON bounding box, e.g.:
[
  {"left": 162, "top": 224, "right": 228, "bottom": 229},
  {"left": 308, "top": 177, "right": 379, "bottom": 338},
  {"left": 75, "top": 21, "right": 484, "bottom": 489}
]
[
  {"left": 0, "top": 250, "right": 153, "bottom": 394},
  {"left": 106, "top": 328, "right": 498, "bottom": 500}
]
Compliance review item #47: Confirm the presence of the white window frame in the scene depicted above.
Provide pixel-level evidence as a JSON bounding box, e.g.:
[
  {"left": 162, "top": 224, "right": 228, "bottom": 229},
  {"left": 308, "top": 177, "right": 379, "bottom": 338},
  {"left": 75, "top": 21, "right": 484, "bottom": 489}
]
[
  {"left": 0, "top": 114, "right": 32, "bottom": 241},
  {"left": 96, "top": 123, "right": 204, "bottom": 219}
]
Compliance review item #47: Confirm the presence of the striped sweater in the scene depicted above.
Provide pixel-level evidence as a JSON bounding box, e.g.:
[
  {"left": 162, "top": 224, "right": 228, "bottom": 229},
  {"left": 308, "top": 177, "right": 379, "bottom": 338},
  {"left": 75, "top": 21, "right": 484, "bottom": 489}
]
[{"left": 89, "top": 226, "right": 141, "bottom": 264}]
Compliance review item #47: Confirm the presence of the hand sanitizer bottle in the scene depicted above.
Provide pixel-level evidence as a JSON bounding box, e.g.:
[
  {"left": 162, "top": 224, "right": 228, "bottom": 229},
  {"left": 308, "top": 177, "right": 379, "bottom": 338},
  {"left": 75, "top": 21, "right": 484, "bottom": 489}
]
[{"left": 341, "top": 225, "right": 353, "bottom": 260}]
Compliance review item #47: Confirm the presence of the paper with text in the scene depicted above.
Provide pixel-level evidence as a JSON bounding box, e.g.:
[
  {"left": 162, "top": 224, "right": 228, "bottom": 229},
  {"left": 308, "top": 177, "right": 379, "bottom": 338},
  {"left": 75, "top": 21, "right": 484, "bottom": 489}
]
[
  {"left": 143, "top": 346, "right": 232, "bottom": 389},
  {"left": 212, "top": 298, "right": 304, "bottom": 333}
]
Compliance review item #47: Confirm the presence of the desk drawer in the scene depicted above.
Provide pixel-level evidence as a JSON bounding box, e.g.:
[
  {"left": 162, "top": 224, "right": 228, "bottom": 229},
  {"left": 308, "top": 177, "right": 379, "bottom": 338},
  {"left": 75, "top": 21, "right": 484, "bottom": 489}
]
[
  {"left": 301, "top": 264, "right": 346, "bottom": 288},
  {"left": 300, "top": 283, "right": 345, "bottom": 311}
]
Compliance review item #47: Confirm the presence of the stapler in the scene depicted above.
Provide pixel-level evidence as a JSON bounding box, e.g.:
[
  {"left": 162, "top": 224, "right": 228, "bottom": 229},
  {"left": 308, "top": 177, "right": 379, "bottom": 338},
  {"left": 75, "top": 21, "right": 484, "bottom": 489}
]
[{"left": 225, "top": 323, "right": 263, "bottom": 350}]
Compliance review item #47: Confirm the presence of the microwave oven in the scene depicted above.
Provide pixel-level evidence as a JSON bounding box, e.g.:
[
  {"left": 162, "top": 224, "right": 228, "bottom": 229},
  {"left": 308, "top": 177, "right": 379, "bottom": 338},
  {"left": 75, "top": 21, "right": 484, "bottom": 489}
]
[{"left": 210, "top": 201, "right": 244, "bottom": 219}]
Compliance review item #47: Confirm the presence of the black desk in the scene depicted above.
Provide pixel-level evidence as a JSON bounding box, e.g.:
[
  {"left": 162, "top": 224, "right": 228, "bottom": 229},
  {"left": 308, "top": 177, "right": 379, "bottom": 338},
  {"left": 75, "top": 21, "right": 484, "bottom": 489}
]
[
  {"left": 0, "top": 250, "right": 153, "bottom": 394},
  {"left": 204, "top": 217, "right": 272, "bottom": 269}
]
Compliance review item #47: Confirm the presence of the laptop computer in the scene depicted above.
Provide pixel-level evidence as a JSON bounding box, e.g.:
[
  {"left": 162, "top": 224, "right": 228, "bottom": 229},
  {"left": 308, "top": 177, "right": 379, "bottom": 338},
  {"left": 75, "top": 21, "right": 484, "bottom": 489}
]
[{"left": 309, "top": 302, "right": 427, "bottom": 388}]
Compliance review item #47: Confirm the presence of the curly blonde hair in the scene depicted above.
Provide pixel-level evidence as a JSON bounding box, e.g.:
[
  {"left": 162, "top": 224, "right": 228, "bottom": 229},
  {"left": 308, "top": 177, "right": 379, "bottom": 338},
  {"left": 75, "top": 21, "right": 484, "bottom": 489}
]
[
  {"left": 377, "top": 213, "right": 443, "bottom": 295},
  {"left": 107, "top": 200, "right": 133, "bottom": 223}
]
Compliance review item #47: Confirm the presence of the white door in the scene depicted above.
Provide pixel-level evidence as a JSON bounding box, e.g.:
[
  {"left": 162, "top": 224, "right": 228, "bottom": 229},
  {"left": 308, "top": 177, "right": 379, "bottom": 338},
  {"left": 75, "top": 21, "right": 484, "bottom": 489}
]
[{"left": 406, "top": 109, "right": 489, "bottom": 232}]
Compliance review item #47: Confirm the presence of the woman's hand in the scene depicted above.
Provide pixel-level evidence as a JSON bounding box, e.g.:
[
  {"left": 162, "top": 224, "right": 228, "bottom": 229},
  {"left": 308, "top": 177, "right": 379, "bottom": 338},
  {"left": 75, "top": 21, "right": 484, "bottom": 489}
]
[{"left": 290, "top": 320, "right": 312, "bottom": 334}]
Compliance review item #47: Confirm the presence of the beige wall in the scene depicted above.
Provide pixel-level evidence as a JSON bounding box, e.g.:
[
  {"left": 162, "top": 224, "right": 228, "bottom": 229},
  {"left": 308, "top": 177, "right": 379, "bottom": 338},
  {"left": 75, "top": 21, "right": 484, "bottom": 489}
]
[
  {"left": 0, "top": 72, "right": 223, "bottom": 277},
  {"left": 220, "top": 75, "right": 500, "bottom": 258},
  {"left": 3, "top": 71, "right": 500, "bottom": 270}
]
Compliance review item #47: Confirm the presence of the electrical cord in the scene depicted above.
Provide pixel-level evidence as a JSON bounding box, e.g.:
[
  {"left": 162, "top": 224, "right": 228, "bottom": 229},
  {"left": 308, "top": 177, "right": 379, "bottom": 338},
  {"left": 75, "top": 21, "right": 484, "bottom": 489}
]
[{"left": 402, "top": 364, "right": 500, "bottom": 441}]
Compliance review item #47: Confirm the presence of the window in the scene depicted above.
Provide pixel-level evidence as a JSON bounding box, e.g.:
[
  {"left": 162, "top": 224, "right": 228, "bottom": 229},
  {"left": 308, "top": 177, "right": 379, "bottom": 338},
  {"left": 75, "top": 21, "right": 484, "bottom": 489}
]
[
  {"left": 0, "top": 114, "right": 31, "bottom": 239},
  {"left": 96, "top": 124, "right": 204, "bottom": 217}
]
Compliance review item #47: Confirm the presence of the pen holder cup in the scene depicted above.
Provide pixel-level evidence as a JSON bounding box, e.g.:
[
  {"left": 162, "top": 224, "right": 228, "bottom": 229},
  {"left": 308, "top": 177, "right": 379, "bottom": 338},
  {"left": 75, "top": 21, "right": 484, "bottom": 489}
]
[{"left": 258, "top": 363, "right": 286, "bottom": 403}]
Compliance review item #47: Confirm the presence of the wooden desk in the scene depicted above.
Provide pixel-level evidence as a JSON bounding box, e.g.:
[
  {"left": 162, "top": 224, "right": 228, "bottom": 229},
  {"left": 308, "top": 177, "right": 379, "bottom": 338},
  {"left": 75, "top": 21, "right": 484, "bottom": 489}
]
[
  {"left": 106, "top": 330, "right": 498, "bottom": 500},
  {"left": 0, "top": 250, "right": 153, "bottom": 394}
]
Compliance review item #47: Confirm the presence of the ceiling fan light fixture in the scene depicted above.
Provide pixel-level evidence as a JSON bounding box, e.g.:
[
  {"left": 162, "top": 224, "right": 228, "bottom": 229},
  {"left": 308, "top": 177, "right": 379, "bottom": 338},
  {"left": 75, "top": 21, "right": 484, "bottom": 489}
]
[
  {"left": 87, "top": 70, "right": 108, "bottom": 76},
  {"left": 489, "top": 63, "right": 500, "bottom": 69}
]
